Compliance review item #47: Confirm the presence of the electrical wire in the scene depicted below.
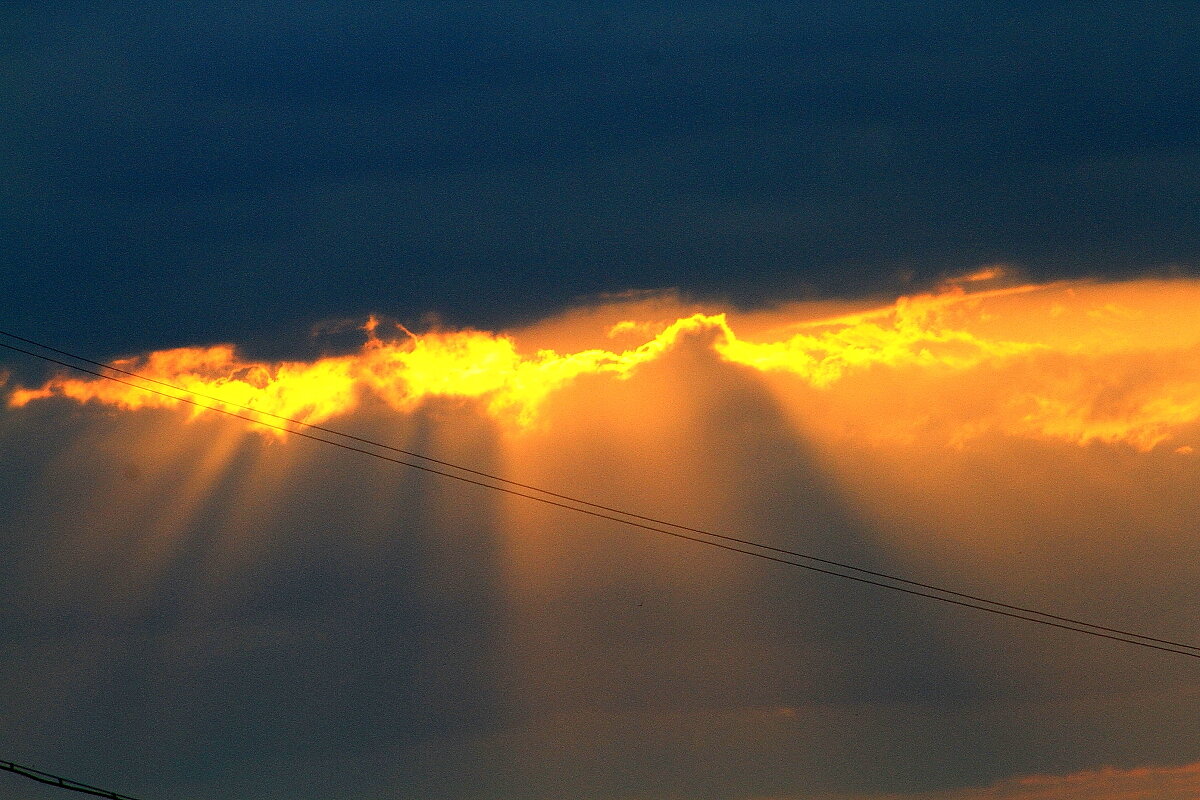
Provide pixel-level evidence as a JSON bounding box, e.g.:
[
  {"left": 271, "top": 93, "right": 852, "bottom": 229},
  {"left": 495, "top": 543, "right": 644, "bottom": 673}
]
[
  {"left": 5, "top": 334, "right": 1195, "bottom": 653},
  {"left": 1, "top": 331, "right": 1198, "bottom": 659},
  {"left": 0, "top": 759, "right": 145, "bottom": 800}
]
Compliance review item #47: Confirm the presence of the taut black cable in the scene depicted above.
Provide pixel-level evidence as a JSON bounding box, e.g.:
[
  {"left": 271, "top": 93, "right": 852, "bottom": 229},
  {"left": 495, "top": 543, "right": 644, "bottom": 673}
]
[
  {"left": 1, "top": 331, "right": 1198, "bottom": 659},
  {"left": 0, "top": 759, "right": 145, "bottom": 799},
  {"left": 3, "top": 330, "right": 1194, "bottom": 652}
]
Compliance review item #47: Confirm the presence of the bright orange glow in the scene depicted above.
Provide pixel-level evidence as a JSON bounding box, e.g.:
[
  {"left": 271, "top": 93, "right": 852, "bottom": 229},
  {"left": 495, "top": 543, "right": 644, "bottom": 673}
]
[
  {"left": 716, "top": 284, "right": 1045, "bottom": 386},
  {"left": 10, "top": 345, "right": 361, "bottom": 430},
  {"left": 10, "top": 278, "right": 1200, "bottom": 451}
]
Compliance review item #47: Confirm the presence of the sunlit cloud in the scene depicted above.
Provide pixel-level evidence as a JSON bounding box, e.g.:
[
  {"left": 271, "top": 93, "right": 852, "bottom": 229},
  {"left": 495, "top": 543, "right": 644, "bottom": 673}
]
[
  {"left": 4, "top": 276, "right": 1200, "bottom": 800},
  {"left": 10, "top": 278, "right": 1200, "bottom": 452}
]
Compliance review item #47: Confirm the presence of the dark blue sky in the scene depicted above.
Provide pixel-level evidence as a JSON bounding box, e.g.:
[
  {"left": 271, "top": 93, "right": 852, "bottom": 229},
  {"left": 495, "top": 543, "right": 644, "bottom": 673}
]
[
  {"left": 4, "top": 1, "right": 1199, "bottom": 358},
  {"left": 2, "top": 0, "right": 1200, "bottom": 357}
]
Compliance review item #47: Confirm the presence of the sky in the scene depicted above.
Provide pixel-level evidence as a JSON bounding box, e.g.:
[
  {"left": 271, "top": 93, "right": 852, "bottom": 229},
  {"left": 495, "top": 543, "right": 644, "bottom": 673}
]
[{"left": 3, "top": 3, "right": 1200, "bottom": 799}]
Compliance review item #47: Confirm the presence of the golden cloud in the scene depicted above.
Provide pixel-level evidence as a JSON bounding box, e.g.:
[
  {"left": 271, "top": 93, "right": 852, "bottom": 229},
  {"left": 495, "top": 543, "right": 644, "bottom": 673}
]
[{"left": 10, "top": 278, "right": 1200, "bottom": 452}]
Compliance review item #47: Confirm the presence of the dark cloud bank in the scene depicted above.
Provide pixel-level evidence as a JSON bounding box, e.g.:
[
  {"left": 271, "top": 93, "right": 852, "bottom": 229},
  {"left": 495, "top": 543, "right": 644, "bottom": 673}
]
[{"left": 4, "top": 2, "right": 1199, "bottom": 360}]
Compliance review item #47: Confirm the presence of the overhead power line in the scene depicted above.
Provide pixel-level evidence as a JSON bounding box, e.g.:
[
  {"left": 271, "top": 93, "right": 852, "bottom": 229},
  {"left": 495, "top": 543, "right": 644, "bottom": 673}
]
[
  {"left": 1, "top": 330, "right": 1198, "bottom": 659},
  {"left": 7, "top": 337, "right": 1194, "bottom": 655},
  {"left": 0, "top": 759, "right": 146, "bottom": 799}
]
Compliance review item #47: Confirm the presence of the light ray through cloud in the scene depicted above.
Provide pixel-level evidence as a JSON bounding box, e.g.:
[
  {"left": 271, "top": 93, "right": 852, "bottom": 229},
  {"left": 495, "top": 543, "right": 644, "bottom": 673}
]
[{"left": 3, "top": 276, "right": 1200, "bottom": 800}]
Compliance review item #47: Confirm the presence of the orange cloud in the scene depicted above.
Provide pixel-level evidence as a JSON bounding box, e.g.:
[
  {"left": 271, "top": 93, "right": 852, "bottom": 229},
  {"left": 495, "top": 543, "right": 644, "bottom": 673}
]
[
  {"left": 9, "top": 278, "right": 1200, "bottom": 451},
  {"left": 792, "top": 759, "right": 1200, "bottom": 800},
  {"left": 10, "top": 344, "right": 361, "bottom": 430}
]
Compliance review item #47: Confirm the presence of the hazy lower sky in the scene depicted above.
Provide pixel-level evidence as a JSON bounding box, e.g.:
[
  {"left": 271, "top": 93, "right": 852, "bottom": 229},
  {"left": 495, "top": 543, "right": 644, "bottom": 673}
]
[{"left": 3, "top": 4, "right": 1200, "bottom": 800}]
